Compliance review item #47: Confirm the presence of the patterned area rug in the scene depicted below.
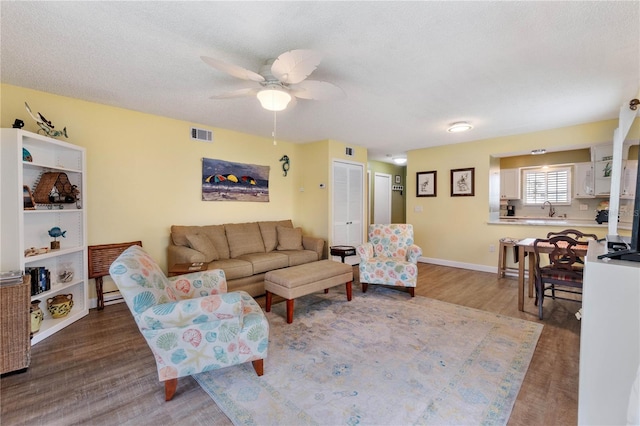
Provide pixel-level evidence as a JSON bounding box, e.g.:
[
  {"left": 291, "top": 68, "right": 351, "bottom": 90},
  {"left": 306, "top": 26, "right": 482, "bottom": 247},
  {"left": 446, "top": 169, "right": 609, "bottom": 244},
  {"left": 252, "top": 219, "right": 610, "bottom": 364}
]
[{"left": 194, "top": 286, "right": 542, "bottom": 425}]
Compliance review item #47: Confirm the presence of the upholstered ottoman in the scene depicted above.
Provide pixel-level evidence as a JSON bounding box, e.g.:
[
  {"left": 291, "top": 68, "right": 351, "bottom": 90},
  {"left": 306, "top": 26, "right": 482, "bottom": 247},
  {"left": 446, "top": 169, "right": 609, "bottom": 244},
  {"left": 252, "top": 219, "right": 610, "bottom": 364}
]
[{"left": 265, "top": 259, "right": 353, "bottom": 323}]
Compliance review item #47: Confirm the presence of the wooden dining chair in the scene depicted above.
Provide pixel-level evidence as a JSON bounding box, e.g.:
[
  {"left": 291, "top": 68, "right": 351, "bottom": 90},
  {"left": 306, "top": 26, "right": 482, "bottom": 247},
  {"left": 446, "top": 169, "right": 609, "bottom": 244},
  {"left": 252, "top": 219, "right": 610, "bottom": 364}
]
[
  {"left": 546, "top": 229, "right": 598, "bottom": 264},
  {"left": 533, "top": 235, "right": 586, "bottom": 320}
]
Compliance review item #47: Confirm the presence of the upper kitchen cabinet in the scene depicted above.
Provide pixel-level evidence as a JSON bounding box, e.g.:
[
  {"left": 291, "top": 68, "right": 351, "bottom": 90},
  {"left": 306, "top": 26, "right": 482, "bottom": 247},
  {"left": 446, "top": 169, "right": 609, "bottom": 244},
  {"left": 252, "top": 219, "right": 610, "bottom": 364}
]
[
  {"left": 621, "top": 160, "right": 638, "bottom": 199},
  {"left": 500, "top": 168, "right": 521, "bottom": 200},
  {"left": 574, "top": 162, "right": 595, "bottom": 198}
]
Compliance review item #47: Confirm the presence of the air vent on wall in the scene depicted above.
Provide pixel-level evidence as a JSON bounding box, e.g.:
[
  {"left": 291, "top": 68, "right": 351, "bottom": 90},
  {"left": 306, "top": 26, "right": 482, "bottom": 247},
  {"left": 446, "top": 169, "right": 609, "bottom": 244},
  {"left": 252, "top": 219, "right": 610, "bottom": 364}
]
[
  {"left": 345, "top": 147, "right": 354, "bottom": 156},
  {"left": 191, "top": 127, "right": 213, "bottom": 142}
]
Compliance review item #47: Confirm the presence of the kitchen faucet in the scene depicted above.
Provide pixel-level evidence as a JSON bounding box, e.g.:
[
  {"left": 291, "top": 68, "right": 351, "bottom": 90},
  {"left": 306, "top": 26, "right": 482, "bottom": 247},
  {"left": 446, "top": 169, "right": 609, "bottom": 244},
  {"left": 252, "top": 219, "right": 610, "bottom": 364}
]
[{"left": 542, "top": 201, "right": 556, "bottom": 217}]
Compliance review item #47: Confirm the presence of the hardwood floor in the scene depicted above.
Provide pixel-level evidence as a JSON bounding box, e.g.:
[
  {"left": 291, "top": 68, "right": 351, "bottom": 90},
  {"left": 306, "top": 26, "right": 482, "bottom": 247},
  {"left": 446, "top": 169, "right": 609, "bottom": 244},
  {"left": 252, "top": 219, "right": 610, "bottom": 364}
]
[{"left": 0, "top": 263, "right": 580, "bottom": 425}]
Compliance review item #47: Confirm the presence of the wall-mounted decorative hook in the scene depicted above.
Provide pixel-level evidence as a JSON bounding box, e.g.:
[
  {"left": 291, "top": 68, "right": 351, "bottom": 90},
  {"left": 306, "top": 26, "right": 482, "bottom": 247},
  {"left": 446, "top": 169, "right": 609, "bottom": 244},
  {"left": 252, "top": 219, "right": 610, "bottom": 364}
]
[{"left": 280, "top": 155, "right": 290, "bottom": 177}]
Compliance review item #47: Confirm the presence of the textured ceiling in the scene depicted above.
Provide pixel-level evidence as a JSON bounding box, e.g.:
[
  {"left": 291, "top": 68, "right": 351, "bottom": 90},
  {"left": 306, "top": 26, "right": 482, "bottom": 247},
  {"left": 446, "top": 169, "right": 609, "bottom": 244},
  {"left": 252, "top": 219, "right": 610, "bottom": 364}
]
[{"left": 1, "top": 1, "right": 639, "bottom": 162}]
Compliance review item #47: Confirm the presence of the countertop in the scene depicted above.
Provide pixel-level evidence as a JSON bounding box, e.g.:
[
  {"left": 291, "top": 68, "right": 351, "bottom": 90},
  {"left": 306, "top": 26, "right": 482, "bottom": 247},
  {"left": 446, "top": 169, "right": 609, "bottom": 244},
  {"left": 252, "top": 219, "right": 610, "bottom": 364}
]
[{"left": 489, "top": 216, "right": 632, "bottom": 230}]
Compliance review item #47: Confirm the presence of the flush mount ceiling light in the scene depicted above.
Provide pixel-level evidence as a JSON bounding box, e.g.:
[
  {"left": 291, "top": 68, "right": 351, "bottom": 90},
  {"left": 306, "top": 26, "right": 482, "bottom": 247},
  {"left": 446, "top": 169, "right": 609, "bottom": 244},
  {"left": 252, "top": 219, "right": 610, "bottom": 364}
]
[
  {"left": 531, "top": 149, "right": 547, "bottom": 155},
  {"left": 256, "top": 86, "right": 292, "bottom": 111},
  {"left": 393, "top": 157, "right": 407, "bottom": 165},
  {"left": 447, "top": 121, "right": 473, "bottom": 133}
]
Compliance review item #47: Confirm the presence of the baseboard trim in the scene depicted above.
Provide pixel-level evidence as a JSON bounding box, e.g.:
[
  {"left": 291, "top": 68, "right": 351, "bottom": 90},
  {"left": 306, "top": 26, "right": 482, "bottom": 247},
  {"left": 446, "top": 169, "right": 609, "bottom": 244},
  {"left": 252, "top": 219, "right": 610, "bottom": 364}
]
[{"left": 419, "top": 256, "right": 495, "bottom": 273}]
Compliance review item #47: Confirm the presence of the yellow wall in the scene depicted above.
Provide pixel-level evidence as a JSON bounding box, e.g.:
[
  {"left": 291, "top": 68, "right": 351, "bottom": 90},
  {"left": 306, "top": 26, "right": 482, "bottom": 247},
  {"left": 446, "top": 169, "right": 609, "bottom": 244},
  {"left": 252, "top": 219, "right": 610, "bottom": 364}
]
[
  {"left": 0, "top": 84, "right": 344, "bottom": 298},
  {"left": 407, "top": 118, "right": 640, "bottom": 268}
]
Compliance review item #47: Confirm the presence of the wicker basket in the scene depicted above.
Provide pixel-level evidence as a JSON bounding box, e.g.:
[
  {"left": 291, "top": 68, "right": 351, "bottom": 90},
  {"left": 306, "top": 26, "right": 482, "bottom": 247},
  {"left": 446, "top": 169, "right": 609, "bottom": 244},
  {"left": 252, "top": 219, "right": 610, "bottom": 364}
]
[{"left": 1, "top": 275, "right": 31, "bottom": 374}]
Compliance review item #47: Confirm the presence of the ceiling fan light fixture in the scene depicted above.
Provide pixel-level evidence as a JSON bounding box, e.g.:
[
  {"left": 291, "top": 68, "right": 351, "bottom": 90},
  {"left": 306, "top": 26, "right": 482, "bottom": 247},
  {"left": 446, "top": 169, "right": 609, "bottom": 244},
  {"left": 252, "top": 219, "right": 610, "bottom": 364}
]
[
  {"left": 447, "top": 121, "right": 473, "bottom": 133},
  {"left": 257, "top": 87, "right": 292, "bottom": 111}
]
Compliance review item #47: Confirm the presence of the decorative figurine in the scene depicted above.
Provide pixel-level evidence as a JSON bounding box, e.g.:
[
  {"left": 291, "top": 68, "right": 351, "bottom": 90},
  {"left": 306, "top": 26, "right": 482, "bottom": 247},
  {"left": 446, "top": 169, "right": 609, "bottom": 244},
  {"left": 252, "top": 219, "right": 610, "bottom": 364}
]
[
  {"left": 48, "top": 226, "right": 66, "bottom": 250},
  {"left": 25, "top": 102, "right": 68, "bottom": 138},
  {"left": 280, "top": 154, "right": 290, "bottom": 177},
  {"left": 12, "top": 119, "right": 24, "bottom": 129}
]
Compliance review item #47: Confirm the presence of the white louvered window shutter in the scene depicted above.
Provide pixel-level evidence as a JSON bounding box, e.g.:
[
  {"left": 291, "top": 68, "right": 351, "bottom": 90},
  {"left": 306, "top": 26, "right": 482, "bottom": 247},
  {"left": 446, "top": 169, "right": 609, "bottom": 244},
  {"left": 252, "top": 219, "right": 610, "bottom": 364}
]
[{"left": 523, "top": 167, "right": 571, "bottom": 205}]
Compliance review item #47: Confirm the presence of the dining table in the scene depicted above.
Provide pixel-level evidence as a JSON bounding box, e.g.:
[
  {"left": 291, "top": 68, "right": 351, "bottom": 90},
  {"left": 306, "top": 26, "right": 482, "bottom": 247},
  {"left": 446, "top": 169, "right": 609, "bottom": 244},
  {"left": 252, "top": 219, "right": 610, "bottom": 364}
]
[{"left": 516, "top": 237, "right": 589, "bottom": 312}]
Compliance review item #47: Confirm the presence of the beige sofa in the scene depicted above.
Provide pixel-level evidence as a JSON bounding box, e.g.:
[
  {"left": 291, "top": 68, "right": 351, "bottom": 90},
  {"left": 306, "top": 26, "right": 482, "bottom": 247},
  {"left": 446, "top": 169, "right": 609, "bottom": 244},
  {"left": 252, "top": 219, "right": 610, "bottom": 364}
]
[{"left": 168, "top": 220, "right": 324, "bottom": 297}]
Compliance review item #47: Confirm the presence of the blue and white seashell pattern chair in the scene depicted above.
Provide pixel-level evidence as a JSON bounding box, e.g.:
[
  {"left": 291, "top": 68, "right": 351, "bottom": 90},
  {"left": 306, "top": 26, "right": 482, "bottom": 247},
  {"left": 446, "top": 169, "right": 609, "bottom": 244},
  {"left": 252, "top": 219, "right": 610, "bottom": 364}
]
[
  {"left": 109, "top": 245, "right": 269, "bottom": 400},
  {"left": 356, "top": 224, "right": 422, "bottom": 297}
]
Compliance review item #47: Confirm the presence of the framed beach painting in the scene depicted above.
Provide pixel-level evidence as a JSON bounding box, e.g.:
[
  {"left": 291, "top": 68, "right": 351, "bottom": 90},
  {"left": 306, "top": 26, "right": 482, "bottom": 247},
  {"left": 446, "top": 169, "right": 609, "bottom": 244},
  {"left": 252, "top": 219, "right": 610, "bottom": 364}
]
[
  {"left": 450, "top": 167, "right": 475, "bottom": 196},
  {"left": 416, "top": 171, "right": 436, "bottom": 197},
  {"left": 202, "top": 158, "right": 270, "bottom": 202}
]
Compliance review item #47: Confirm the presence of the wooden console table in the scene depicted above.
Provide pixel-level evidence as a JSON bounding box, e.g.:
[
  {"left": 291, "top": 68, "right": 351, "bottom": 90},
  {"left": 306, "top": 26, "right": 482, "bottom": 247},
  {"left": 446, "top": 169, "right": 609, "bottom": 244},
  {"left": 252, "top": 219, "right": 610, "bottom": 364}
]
[{"left": 88, "top": 241, "right": 142, "bottom": 310}]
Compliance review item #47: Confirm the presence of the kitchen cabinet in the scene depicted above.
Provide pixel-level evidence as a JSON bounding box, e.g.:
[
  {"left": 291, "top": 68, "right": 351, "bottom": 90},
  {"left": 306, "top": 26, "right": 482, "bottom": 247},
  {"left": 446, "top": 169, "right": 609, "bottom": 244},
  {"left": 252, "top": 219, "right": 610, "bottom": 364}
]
[
  {"left": 500, "top": 168, "right": 520, "bottom": 200},
  {"left": 621, "top": 160, "right": 638, "bottom": 199},
  {"left": 0, "top": 129, "right": 88, "bottom": 345},
  {"left": 594, "top": 159, "right": 613, "bottom": 196},
  {"left": 573, "top": 162, "right": 595, "bottom": 198},
  {"left": 573, "top": 163, "right": 594, "bottom": 198}
]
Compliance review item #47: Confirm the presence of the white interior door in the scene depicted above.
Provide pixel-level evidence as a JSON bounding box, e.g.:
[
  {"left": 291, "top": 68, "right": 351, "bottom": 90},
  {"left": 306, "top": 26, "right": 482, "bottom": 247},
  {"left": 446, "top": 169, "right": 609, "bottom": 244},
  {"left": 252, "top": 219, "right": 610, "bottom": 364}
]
[
  {"left": 332, "top": 160, "right": 364, "bottom": 265},
  {"left": 374, "top": 173, "right": 392, "bottom": 224}
]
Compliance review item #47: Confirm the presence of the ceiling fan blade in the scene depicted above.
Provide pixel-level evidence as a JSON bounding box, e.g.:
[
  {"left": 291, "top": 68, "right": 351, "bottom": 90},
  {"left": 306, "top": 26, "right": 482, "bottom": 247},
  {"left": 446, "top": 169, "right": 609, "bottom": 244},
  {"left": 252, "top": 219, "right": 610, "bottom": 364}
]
[
  {"left": 271, "top": 50, "right": 323, "bottom": 85},
  {"left": 290, "top": 80, "right": 346, "bottom": 101},
  {"left": 201, "top": 56, "right": 265, "bottom": 82},
  {"left": 209, "top": 88, "right": 259, "bottom": 99}
]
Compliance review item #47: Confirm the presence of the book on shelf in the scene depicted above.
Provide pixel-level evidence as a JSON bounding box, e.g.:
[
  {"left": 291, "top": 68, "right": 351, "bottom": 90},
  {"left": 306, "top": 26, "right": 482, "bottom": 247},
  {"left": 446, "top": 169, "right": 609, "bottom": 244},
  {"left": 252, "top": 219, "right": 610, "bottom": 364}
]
[{"left": 25, "top": 267, "right": 51, "bottom": 295}]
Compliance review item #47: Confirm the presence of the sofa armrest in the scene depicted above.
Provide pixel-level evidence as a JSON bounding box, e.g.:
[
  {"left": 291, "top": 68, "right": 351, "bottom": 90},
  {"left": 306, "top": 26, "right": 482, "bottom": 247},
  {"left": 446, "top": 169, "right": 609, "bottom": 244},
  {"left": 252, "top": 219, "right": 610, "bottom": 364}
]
[
  {"left": 302, "top": 236, "right": 324, "bottom": 258},
  {"left": 356, "top": 242, "right": 374, "bottom": 260},
  {"left": 167, "top": 269, "right": 227, "bottom": 299},
  {"left": 168, "top": 244, "right": 206, "bottom": 265},
  {"left": 407, "top": 244, "right": 422, "bottom": 264},
  {"left": 137, "top": 292, "right": 244, "bottom": 330}
]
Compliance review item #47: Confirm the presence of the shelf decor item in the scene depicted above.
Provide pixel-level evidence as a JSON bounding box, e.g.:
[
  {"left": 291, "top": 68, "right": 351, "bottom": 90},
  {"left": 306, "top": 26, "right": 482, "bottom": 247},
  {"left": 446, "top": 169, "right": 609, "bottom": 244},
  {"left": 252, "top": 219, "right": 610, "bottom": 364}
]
[
  {"left": 48, "top": 227, "right": 66, "bottom": 250},
  {"left": 47, "top": 294, "right": 73, "bottom": 318},
  {"left": 30, "top": 300, "right": 43, "bottom": 333},
  {"left": 23, "top": 185, "right": 36, "bottom": 210},
  {"left": 34, "top": 172, "right": 79, "bottom": 205}
]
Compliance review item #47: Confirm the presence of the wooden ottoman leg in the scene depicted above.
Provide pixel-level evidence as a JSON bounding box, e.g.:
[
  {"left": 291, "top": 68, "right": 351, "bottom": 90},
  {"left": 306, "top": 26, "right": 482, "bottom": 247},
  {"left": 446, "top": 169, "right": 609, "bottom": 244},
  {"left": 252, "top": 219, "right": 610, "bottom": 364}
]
[
  {"left": 362, "top": 283, "right": 368, "bottom": 293},
  {"left": 346, "top": 281, "right": 352, "bottom": 301},
  {"left": 265, "top": 291, "right": 272, "bottom": 312},
  {"left": 324, "top": 288, "right": 329, "bottom": 293},
  {"left": 408, "top": 287, "right": 415, "bottom": 297},
  {"left": 286, "top": 299, "right": 294, "bottom": 324}
]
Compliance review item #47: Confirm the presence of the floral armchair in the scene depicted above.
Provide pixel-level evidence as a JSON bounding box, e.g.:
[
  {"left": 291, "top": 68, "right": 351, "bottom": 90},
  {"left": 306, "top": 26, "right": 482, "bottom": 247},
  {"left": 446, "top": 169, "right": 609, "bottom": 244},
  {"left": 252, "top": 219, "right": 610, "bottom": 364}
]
[
  {"left": 109, "top": 245, "right": 269, "bottom": 401},
  {"left": 356, "top": 224, "right": 422, "bottom": 297}
]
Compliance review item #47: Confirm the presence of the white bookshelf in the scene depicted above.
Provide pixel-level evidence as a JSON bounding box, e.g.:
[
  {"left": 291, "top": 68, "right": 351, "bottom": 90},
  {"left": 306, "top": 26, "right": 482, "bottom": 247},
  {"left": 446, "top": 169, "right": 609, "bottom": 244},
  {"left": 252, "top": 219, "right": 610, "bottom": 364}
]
[{"left": 1, "top": 129, "right": 88, "bottom": 345}]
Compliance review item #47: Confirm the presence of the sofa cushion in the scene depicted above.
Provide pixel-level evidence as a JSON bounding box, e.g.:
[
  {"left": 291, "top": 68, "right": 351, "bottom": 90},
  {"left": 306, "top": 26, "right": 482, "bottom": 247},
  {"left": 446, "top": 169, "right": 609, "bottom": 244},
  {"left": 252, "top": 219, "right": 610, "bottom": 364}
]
[
  {"left": 185, "top": 234, "right": 219, "bottom": 262},
  {"left": 277, "top": 226, "right": 304, "bottom": 251},
  {"left": 171, "top": 225, "right": 229, "bottom": 259},
  {"left": 225, "top": 222, "right": 265, "bottom": 258},
  {"left": 199, "top": 225, "right": 230, "bottom": 259},
  {"left": 258, "top": 220, "right": 294, "bottom": 252},
  {"left": 207, "top": 259, "right": 253, "bottom": 280},
  {"left": 171, "top": 225, "right": 203, "bottom": 247},
  {"left": 279, "top": 249, "right": 320, "bottom": 266},
  {"left": 237, "top": 252, "right": 289, "bottom": 274}
]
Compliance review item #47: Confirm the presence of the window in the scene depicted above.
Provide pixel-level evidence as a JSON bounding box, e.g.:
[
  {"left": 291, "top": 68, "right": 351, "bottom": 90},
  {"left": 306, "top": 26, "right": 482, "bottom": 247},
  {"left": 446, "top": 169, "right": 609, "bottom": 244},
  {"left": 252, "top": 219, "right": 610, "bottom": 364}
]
[{"left": 523, "top": 167, "right": 571, "bottom": 205}]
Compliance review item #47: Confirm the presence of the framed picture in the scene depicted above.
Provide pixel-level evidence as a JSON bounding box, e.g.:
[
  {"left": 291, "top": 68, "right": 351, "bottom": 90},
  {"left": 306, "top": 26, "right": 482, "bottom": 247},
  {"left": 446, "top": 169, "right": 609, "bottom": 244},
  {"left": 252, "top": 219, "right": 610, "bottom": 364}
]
[
  {"left": 416, "top": 171, "right": 437, "bottom": 197},
  {"left": 23, "top": 185, "right": 36, "bottom": 210},
  {"left": 395, "top": 175, "right": 401, "bottom": 184},
  {"left": 450, "top": 167, "right": 475, "bottom": 196}
]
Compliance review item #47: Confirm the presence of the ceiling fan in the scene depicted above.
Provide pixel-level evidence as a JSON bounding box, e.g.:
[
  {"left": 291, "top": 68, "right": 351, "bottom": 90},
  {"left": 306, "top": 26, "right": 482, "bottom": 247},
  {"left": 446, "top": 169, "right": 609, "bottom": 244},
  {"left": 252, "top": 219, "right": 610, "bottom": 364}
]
[{"left": 201, "top": 49, "right": 345, "bottom": 111}]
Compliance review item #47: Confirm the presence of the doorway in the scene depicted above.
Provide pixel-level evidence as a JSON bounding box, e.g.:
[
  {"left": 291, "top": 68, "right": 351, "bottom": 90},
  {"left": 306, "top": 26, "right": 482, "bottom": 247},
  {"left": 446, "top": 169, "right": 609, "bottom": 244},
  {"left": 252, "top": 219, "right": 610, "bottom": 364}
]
[{"left": 374, "top": 172, "right": 392, "bottom": 224}]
